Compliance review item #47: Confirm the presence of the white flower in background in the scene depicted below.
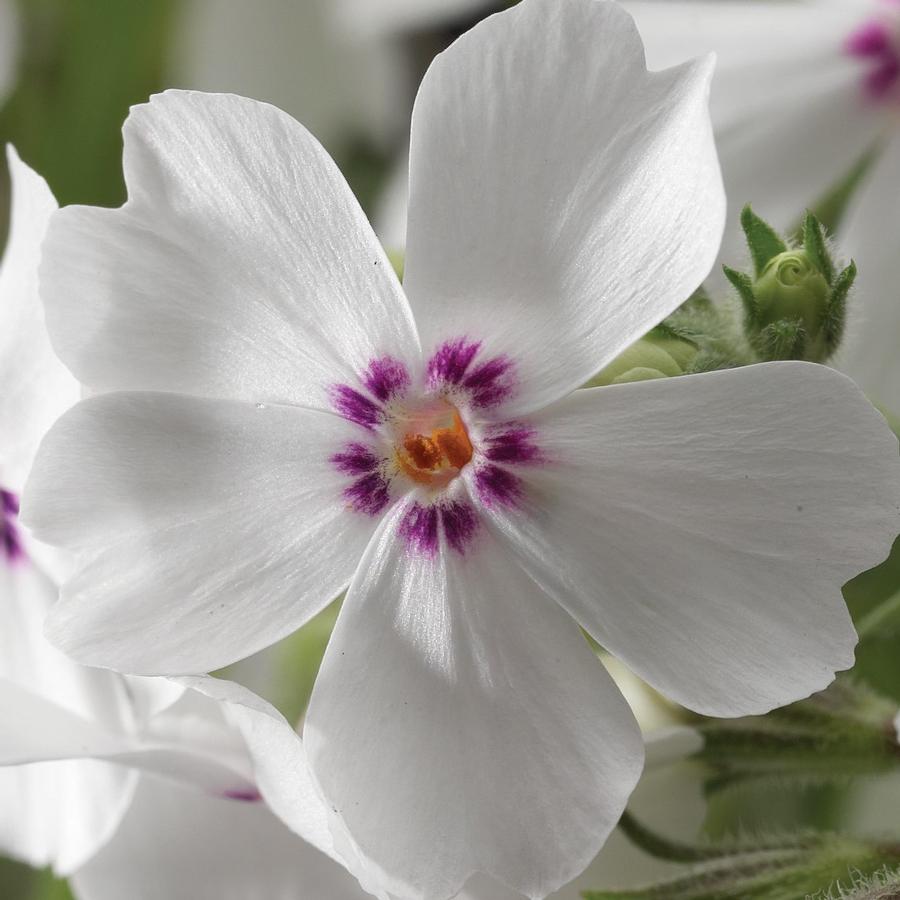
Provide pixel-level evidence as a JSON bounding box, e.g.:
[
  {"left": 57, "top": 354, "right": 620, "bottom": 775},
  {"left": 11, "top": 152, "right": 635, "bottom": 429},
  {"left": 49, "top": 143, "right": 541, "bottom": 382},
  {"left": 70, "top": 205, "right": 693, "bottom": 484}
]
[
  {"left": 70, "top": 775, "right": 370, "bottom": 900},
  {"left": 170, "top": 0, "right": 406, "bottom": 152},
  {"left": 3, "top": 618, "right": 378, "bottom": 900},
  {"left": 24, "top": 0, "right": 900, "bottom": 896},
  {"left": 0, "top": 147, "right": 79, "bottom": 512},
  {"left": 0, "top": 144, "right": 100, "bottom": 875},
  {"left": 624, "top": 0, "right": 900, "bottom": 410},
  {"left": 0, "top": 147, "right": 375, "bottom": 900}
]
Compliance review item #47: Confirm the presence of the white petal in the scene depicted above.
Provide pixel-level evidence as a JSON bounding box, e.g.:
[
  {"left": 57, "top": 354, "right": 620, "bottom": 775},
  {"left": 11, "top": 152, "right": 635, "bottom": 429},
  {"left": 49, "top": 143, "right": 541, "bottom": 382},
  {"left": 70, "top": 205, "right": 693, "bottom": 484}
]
[
  {"left": 0, "top": 759, "right": 136, "bottom": 877},
  {"left": 305, "top": 500, "right": 644, "bottom": 900},
  {"left": 139, "top": 675, "right": 390, "bottom": 897},
  {"left": 24, "top": 392, "right": 378, "bottom": 674},
  {"left": 122, "top": 676, "right": 186, "bottom": 721},
  {"left": 0, "top": 544, "right": 137, "bottom": 874},
  {"left": 175, "top": 676, "right": 334, "bottom": 852},
  {"left": 0, "top": 679, "right": 133, "bottom": 765},
  {"left": 478, "top": 363, "right": 900, "bottom": 717},
  {"left": 403, "top": 0, "right": 724, "bottom": 416},
  {"left": 40, "top": 90, "right": 420, "bottom": 405},
  {"left": 837, "top": 131, "right": 900, "bottom": 411},
  {"left": 179, "top": 674, "right": 403, "bottom": 898},
  {"left": 0, "top": 146, "right": 79, "bottom": 492},
  {"left": 69, "top": 775, "right": 372, "bottom": 900},
  {"left": 0, "top": 556, "right": 135, "bottom": 760},
  {"left": 543, "top": 757, "right": 708, "bottom": 899},
  {"left": 105, "top": 690, "right": 258, "bottom": 800},
  {"left": 624, "top": 1, "right": 882, "bottom": 282}
]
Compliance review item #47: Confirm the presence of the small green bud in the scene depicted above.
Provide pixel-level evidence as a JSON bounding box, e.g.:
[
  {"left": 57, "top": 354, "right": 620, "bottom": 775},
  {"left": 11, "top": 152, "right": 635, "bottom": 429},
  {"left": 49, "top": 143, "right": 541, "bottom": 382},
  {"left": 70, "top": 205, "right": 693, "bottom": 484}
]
[
  {"left": 754, "top": 250, "right": 830, "bottom": 336},
  {"left": 726, "top": 207, "right": 855, "bottom": 363},
  {"left": 587, "top": 331, "right": 699, "bottom": 388}
]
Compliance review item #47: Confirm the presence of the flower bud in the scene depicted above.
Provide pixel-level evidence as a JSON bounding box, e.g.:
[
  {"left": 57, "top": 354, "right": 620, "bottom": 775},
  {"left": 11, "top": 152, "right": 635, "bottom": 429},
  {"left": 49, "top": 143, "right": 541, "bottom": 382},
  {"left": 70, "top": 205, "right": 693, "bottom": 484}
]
[
  {"left": 754, "top": 250, "right": 830, "bottom": 338},
  {"left": 587, "top": 332, "right": 698, "bottom": 387},
  {"left": 723, "top": 207, "right": 856, "bottom": 363}
]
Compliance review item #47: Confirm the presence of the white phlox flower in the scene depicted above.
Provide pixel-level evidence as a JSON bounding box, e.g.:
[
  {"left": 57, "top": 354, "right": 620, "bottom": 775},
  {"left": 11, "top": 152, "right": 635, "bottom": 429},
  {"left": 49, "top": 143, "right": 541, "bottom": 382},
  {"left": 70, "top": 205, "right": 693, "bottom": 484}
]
[
  {"left": 624, "top": 0, "right": 900, "bottom": 410},
  {"left": 0, "top": 148, "right": 375, "bottom": 900},
  {"left": 23, "top": 1, "right": 900, "bottom": 898}
]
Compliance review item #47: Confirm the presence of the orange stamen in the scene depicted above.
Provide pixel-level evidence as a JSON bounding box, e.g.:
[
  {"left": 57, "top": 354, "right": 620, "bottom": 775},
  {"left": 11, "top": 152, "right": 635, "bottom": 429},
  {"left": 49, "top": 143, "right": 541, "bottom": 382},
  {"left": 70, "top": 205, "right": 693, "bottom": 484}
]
[
  {"left": 403, "top": 434, "right": 443, "bottom": 470},
  {"left": 397, "top": 411, "right": 473, "bottom": 486}
]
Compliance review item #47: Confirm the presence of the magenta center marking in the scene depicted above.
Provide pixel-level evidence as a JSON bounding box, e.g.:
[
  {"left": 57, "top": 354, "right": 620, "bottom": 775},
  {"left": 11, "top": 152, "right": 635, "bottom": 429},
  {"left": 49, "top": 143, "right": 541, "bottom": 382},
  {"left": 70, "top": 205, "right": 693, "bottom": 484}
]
[
  {"left": 222, "top": 787, "right": 263, "bottom": 803},
  {"left": 328, "top": 341, "right": 545, "bottom": 556},
  {"left": 847, "top": 3, "right": 900, "bottom": 100},
  {"left": 1, "top": 488, "right": 26, "bottom": 565}
]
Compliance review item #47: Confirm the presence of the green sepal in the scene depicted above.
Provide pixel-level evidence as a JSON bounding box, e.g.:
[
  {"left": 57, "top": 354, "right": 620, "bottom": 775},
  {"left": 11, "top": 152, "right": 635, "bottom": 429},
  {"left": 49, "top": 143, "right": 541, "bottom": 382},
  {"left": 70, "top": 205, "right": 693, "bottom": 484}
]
[
  {"left": 741, "top": 205, "right": 788, "bottom": 277},
  {"left": 752, "top": 319, "right": 807, "bottom": 361},
  {"left": 722, "top": 265, "right": 757, "bottom": 326},
  {"left": 823, "top": 260, "right": 857, "bottom": 353},
  {"left": 802, "top": 213, "right": 834, "bottom": 285},
  {"left": 726, "top": 207, "right": 852, "bottom": 362},
  {"left": 838, "top": 867, "right": 900, "bottom": 899},
  {"left": 662, "top": 293, "right": 757, "bottom": 373},
  {"left": 696, "top": 676, "right": 900, "bottom": 794}
]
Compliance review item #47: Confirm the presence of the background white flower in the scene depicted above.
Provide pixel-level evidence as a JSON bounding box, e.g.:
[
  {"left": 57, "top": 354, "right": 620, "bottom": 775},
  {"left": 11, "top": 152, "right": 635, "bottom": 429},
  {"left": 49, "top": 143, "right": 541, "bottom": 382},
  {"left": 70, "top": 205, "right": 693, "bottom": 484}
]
[
  {"left": 169, "top": 0, "right": 406, "bottom": 152},
  {"left": 623, "top": 0, "right": 900, "bottom": 411},
  {"left": 0, "top": 146, "right": 79, "bottom": 500},
  {"left": 1, "top": 624, "right": 378, "bottom": 900},
  {"left": 24, "top": 1, "right": 900, "bottom": 898}
]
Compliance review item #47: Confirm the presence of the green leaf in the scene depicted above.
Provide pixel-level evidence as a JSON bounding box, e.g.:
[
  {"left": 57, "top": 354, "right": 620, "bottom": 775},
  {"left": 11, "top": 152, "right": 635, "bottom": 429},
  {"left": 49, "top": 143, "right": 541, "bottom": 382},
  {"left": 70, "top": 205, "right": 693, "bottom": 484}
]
[
  {"left": 740, "top": 205, "right": 788, "bottom": 277},
  {"left": 801, "top": 213, "right": 834, "bottom": 285},
  {"left": 855, "top": 586, "right": 900, "bottom": 642},
  {"left": 582, "top": 823, "right": 900, "bottom": 900},
  {"left": 804, "top": 143, "right": 880, "bottom": 235},
  {"left": 844, "top": 535, "right": 900, "bottom": 701},
  {"left": 696, "top": 676, "right": 900, "bottom": 794}
]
